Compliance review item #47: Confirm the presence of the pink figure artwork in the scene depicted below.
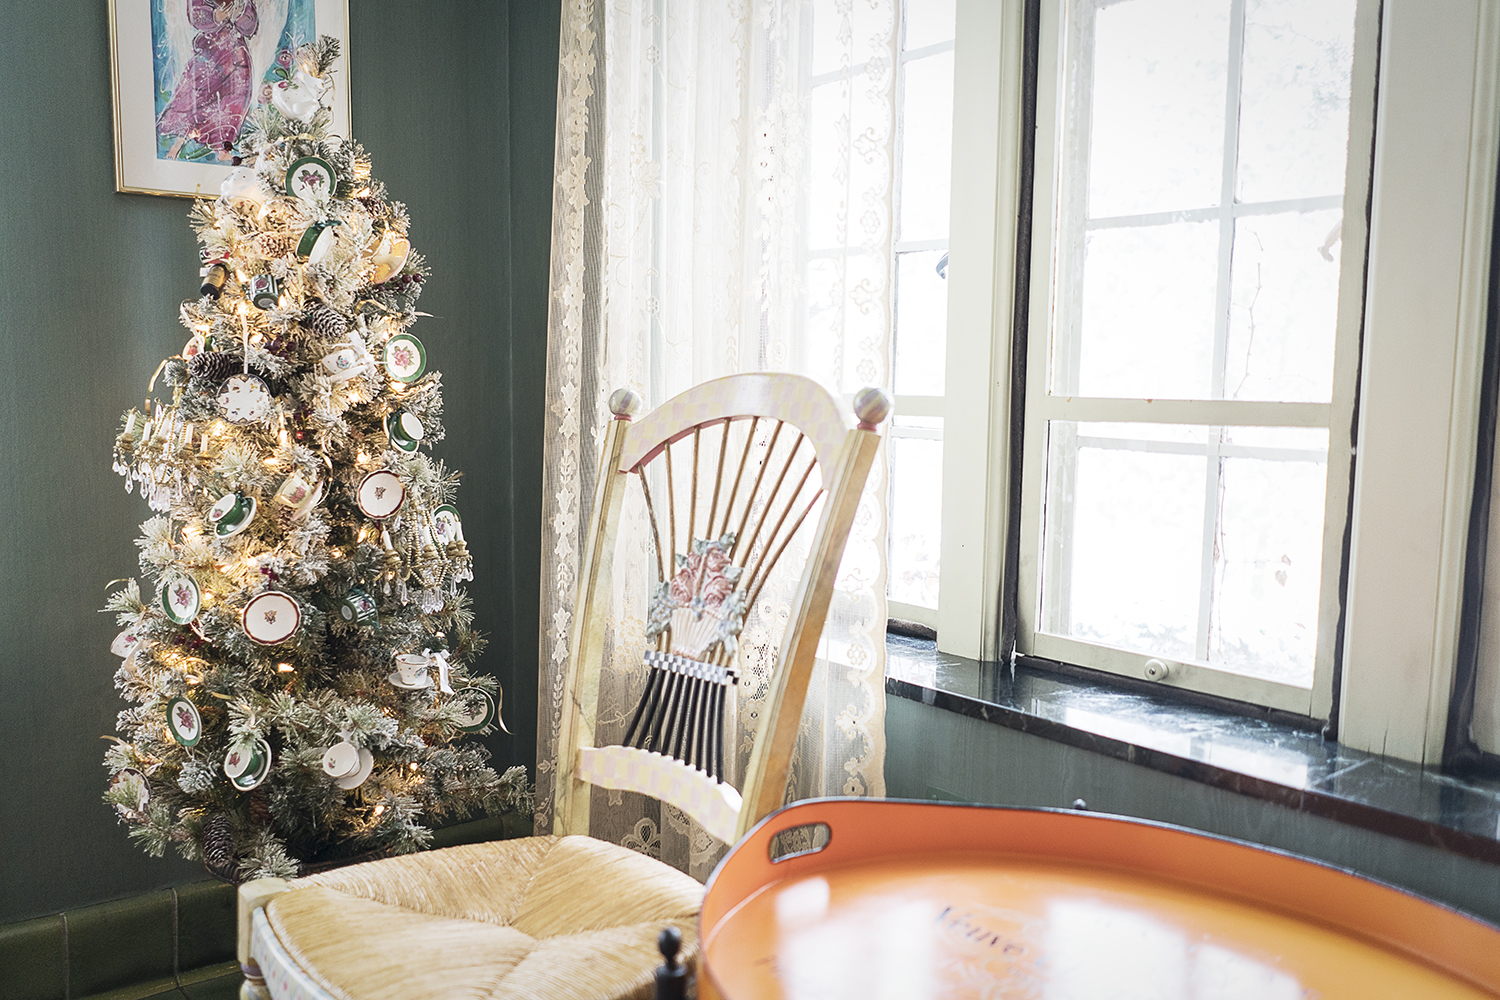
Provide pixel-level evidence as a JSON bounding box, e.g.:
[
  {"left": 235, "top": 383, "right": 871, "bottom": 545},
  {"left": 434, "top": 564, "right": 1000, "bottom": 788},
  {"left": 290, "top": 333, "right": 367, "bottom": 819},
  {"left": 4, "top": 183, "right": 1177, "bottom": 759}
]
[{"left": 157, "top": 0, "right": 260, "bottom": 161}]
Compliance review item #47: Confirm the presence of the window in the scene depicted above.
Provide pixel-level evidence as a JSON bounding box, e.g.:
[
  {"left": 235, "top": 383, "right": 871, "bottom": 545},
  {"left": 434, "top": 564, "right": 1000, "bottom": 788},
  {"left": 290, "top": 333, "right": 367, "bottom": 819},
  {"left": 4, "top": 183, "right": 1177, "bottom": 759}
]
[
  {"left": 917, "top": 0, "right": 1500, "bottom": 761},
  {"left": 1014, "top": 0, "right": 1371, "bottom": 714},
  {"left": 887, "top": 0, "right": 958, "bottom": 630}
]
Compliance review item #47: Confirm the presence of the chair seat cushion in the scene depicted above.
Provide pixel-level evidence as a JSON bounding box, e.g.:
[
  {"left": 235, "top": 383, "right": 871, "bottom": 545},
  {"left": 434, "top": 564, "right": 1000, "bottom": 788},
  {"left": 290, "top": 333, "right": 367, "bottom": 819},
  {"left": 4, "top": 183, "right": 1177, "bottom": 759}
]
[{"left": 264, "top": 835, "right": 703, "bottom": 1000}]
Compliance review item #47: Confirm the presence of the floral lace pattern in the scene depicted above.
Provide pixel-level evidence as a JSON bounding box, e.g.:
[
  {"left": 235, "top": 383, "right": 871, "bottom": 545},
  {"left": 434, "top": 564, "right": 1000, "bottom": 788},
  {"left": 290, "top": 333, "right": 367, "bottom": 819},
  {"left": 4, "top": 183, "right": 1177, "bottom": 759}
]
[{"left": 538, "top": 0, "right": 895, "bottom": 879}]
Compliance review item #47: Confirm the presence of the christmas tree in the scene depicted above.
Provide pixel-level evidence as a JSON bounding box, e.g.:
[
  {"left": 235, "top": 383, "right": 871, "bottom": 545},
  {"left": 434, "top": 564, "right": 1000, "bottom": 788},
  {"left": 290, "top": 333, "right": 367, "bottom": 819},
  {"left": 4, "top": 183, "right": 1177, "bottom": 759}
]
[{"left": 102, "top": 38, "right": 529, "bottom": 882}]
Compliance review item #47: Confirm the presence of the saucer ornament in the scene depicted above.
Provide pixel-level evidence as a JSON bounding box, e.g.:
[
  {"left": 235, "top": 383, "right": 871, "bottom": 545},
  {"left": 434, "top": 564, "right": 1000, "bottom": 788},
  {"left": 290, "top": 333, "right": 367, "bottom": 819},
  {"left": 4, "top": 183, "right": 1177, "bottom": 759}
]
[
  {"left": 334, "top": 747, "right": 375, "bottom": 790},
  {"left": 223, "top": 741, "right": 265, "bottom": 780},
  {"left": 338, "top": 587, "right": 379, "bottom": 627},
  {"left": 209, "top": 491, "right": 257, "bottom": 538},
  {"left": 383, "top": 334, "right": 426, "bottom": 382},
  {"left": 242, "top": 591, "right": 301, "bottom": 645},
  {"left": 216, "top": 374, "right": 273, "bottom": 424},
  {"left": 161, "top": 573, "right": 202, "bottom": 625},
  {"left": 356, "top": 470, "right": 405, "bottom": 520},
  {"left": 386, "top": 410, "right": 424, "bottom": 453},
  {"left": 230, "top": 737, "right": 273, "bottom": 791},
  {"left": 166, "top": 696, "right": 202, "bottom": 747},
  {"left": 370, "top": 232, "right": 411, "bottom": 284},
  {"left": 285, "top": 156, "right": 337, "bottom": 204},
  {"left": 453, "top": 687, "right": 497, "bottom": 733}
]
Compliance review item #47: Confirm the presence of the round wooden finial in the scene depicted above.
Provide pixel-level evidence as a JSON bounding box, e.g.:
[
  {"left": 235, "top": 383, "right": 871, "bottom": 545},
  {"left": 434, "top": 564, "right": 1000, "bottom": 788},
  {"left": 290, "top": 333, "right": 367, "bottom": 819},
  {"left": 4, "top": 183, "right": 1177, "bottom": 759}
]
[
  {"left": 658, "top": 926, "right": 682, "bottom": 967},
  {"left": 853, "top": 387, "right": 892, "bottom": 429},
  {"left": 609, "top": 388, "right": 642, "bottom": 420}
]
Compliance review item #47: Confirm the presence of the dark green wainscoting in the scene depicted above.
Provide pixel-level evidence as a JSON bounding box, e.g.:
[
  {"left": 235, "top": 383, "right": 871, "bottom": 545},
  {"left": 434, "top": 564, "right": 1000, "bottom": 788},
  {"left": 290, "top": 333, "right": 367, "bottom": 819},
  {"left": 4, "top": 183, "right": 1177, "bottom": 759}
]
[
  {"left": 887, "top": 696, "right": 1500, "bottom": 926},
  {"left": 0, "top": 814, "right": 528, "bottom": 1000},
  {"left": 0, "top": 0, "right": 558, "bottom": 930}
]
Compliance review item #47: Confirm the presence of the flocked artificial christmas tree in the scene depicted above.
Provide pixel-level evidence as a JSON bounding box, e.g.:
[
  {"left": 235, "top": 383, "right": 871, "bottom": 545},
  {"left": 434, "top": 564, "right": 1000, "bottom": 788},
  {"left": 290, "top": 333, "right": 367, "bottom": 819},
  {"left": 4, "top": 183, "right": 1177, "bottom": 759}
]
[{"left": 102, "top": 38, "right": 529, "bottom": 881}]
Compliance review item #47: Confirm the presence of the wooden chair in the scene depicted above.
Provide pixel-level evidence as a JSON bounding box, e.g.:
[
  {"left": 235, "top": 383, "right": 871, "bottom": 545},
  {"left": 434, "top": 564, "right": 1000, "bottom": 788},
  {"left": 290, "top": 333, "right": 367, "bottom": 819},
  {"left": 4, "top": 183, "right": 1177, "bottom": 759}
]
[{"left": 237, "top": 373, "right": 890, "bottom": 1000}]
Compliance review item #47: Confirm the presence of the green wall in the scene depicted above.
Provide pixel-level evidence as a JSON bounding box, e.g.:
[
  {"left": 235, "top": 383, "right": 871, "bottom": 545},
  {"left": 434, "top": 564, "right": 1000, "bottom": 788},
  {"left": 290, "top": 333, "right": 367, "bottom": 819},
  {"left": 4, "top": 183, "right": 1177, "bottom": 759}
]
[
  {"left": 0, "top": 0, "right": 556, "bottom": 923},
  {"left": 887, "top": 697, "right": 1500, "bottom": 925}
]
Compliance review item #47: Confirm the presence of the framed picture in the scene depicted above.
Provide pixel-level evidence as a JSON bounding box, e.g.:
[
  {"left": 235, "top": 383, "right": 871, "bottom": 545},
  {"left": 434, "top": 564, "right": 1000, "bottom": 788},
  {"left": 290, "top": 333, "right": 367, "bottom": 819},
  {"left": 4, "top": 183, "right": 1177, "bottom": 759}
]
[{"left": 109, "top": 0, "right": 351, "bottom": 198}]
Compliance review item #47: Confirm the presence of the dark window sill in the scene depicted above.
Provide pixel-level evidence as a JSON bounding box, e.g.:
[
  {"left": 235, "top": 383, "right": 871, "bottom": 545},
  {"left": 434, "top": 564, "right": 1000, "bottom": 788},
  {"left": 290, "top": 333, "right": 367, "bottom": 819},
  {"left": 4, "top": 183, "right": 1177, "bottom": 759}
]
[{"left": 885, "top": 634, "right": 1500, "bottom": 866}]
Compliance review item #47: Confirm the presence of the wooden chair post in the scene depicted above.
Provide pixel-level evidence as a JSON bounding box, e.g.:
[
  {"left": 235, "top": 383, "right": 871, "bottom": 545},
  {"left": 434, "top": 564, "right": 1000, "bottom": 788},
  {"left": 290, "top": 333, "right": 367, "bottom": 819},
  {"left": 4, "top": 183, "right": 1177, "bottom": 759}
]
[
  {"left": 735, "top": 389, "right": 890, "bottom": 838},
  {"left": 553, "top": 388, "right": 643, "bottom": 836}
]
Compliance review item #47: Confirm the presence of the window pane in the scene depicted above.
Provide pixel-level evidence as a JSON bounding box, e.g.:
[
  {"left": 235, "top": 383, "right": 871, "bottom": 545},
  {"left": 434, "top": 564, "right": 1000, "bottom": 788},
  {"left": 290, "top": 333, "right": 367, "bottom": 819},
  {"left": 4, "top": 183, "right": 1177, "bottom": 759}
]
[
  {"left": 904, "top": 0, "right": 955, "bottom": 50},
  {"left": 1225, "top": 210, "right": 1344, "bottom": 402},
  {"left": 1061, "top": 221, "right": 1221, "bottom": 399},
  {"left": 894, "top": 249, "right": 949, "bottom": 395},
  {"left": 1213, "top": 448, "right": 1328, "bottom": 687},
  {"left": 898, "top": 52, "right": 955, "bottom": 242},
  {"left": 1236, "top": 0, "right": 1358, "bottom": 204},
  {"left": 1086, "top": 0, "right": 1230, "bottom": 218},
  {"left": 1042, "top": 421, "right": 1205, "bottom": 661},
  {"left": 1042, "top": 421, "right": 1328, "bottom": 684},
  {"left": 890, "top": 435, "right": 943, "bottom": 609}
]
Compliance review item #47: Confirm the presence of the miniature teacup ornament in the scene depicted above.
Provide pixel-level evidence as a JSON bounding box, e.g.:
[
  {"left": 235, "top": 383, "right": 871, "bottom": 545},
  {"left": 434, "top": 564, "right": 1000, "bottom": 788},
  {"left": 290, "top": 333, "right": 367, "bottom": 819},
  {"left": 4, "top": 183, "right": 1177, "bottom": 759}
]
[
  {"left": 389, "top": 653, "right": 431, "bottom": 690},
  {"left": 248, "top": 274, "right": 279, "bottom": 310},
  {"left": 220, "top": 166, "right": 267, "bottom": 208},
  {"left": 271, "top": 66, "right": 331, "bottom": 121},
  {"left": 369, "top": 231, "right": 411, "bottom": 284},
  {"left": 224, "top": 741, "right": 265, "bottom": 780},
  {"left": 321, "top": 737, "right": 360, "bottom": 779},
  {"left": 339, "top": 586, "right": 379, "bottom": 626},
  {"left": 322, "top": 328, "right": 378, "bottom": 384}
]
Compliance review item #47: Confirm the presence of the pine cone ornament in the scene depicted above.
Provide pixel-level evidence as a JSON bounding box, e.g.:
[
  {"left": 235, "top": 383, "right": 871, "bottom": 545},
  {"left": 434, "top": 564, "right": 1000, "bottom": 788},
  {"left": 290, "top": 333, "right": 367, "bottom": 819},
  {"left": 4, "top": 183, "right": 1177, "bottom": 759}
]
[
  {"left": 251, "top": 231, "right": 298, "bottom": 259},
  {"left": 201, "top": 812, "right": 239, "bottom": 882},
  {"left": 301, "top": 302, "right": 348, "bottom": 340},
  {"left": 247, "top": 788, "right": 273, "bottom": 827},
  {"left": 188, "top": 351, "right": 239, "bottom": 382}
]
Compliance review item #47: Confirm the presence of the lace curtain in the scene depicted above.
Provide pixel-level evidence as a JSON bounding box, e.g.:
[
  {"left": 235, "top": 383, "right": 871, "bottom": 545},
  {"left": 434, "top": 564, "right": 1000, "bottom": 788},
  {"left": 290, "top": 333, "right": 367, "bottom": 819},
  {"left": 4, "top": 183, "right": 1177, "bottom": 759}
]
[{"left": 536, "top": 0, "right": 898, "bottom": 879}]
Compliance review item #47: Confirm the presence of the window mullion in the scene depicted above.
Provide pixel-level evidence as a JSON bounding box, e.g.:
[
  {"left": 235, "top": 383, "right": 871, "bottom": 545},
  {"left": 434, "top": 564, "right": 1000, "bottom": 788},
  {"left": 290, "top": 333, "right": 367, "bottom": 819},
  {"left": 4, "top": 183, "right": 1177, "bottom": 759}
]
[{"left": 1195, "top": 0, "right": 1247, "bottom": 668}]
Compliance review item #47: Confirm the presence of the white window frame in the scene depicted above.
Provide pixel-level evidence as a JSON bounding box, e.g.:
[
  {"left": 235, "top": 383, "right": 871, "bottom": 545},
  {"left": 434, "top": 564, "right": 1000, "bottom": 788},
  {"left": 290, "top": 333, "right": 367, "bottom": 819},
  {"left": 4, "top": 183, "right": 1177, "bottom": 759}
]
[
  {"left": 1011, "top": 0, "right": 1375, "bottom": 717},
  {"left": 929, "top": 0, "right": 1500, "bottom": 764}
]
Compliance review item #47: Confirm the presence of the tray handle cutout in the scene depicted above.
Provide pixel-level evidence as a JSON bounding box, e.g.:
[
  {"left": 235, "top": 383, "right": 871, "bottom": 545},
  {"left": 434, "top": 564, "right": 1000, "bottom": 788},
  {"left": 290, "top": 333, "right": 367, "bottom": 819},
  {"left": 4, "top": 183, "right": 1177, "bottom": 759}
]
[{"left": 768, "top": 821, "right": 831, "bottom": 864}]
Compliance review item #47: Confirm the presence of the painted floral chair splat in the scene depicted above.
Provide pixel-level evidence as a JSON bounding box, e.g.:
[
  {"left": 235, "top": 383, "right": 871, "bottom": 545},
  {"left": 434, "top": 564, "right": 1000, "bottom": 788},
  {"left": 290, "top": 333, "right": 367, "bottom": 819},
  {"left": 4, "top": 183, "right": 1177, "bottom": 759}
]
[{"left": 559, "top": 373, "right": 891, "bottom": 847}]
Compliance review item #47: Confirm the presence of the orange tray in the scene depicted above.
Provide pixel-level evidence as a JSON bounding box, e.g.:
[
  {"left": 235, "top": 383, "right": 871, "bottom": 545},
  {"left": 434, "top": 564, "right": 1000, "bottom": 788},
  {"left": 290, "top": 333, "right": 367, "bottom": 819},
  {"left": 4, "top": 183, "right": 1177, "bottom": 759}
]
[{"left": 700, "top": 799, "right": 1500, "bottom": 999}]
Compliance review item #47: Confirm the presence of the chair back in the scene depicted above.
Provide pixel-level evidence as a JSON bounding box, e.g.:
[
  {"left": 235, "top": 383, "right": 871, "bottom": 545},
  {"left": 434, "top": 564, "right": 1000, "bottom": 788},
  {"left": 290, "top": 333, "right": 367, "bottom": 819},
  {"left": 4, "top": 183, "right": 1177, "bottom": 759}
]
[{"left": 551, "top": 373, "right": 889, "bottom": 845}]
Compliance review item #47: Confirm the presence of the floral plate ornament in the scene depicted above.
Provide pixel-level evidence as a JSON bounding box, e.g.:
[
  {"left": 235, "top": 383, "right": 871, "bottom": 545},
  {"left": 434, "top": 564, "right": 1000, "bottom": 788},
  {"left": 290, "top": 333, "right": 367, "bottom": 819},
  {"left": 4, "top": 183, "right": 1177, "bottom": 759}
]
[
  {"left": 165, "top": 696, "right": 202, "bottom": 747},
  {"left": 453, "top": 686, "right": 501, "bottom": 734},
  {"left": 216, "top": 374, "right": 273, "bottom": 424},
  {"left": 160, "top": 573, "right": 202, "bottom": 625},
  {"left": 242, "top": 591, "right": 301, "bottom": 645},
  {"left": 433, "top": 504, "right": 463, "bottom": 544},
  {"left": 285, "top": 156, "right": 337, "bottom": 204},
  {"left": 645, "top": 533, "right": 749, "bottom": 660},
  {"left": 356, "top": 470, "right": 405, "bottom": 520},
  {"left": 230, "top": 737, "right": 273, "bottom": 791},
  {"left": 383, "top": 333, "right": 426, "bottom": 383}
]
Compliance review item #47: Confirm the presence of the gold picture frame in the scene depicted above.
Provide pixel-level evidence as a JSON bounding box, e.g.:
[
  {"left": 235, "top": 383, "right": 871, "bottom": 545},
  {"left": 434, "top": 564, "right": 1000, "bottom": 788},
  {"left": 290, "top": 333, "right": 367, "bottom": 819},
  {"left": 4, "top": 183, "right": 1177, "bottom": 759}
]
[{"left": 109, "top": 0, "right": 351, "bottom": 199}]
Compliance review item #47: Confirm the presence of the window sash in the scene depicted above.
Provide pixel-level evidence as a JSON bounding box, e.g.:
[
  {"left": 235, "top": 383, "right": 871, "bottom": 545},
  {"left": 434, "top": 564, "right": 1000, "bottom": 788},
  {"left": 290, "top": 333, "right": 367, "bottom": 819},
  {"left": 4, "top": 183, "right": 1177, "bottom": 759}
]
[{"left": 1010, "top": 0, "right": 1379, "bottom": 717}]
